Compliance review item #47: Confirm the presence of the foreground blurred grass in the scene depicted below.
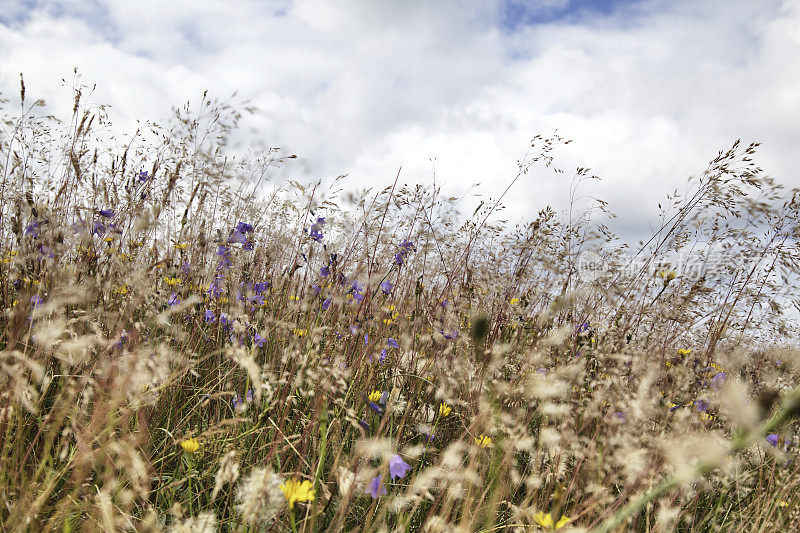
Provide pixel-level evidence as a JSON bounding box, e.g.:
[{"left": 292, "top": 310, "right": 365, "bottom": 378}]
[{"left": 1, "top": 80, "right": 800, "bottom": 532}]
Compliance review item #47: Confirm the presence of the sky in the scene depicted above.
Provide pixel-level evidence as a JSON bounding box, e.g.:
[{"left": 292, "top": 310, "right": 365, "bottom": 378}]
[{"left": 1, "top": 0, "right": 798, "bottom": 241}]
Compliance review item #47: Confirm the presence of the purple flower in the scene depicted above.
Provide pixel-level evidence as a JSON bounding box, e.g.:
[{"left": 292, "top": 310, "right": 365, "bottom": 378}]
[
  {"left": 242, "top": 239, "right": 253, "bottom": 250},
  {"left": 387, "top": 338, "right": 399, "bottom": 349},
  {"left": 25, "top": 221, "right": 42, "bottom": 237},
  {"left": 577, "top": 321, "right": 590, "bottom": 333},
  {"left": 351, "top": 281, "right": 364, "bottom": 302},
  {"left": 254, "top": 332, "right": 266, "bottom": 347},
  {"left": 208, "top": 276, "right": 224, "bottom": 298},
  {"left": 320, "top": 265, "right": 330, "bottom": 278},
  {"left": 92, "top": 221, "right": 107, "bottom": 236},
  {"left": 358, "top": 419, "right": 370, "bottom": 432},
  {"left": 389, "top": 455, "right": 411, "bottom": 480},
  {"left": 99, "top": 209, "right": 115, "bottom": 218},
  {"left": 322, "top": 298, "right": 331, "bottom": 310},
  {"left": 204, "top": 309, "right": 216, "bottom": 323},
  {"left": 613, "top": 411, "right": 626, "bottom": 423},
  {"left": 137, "top": 170, "right": 150, "bottom": 182},
  {"left": 253, "top": 282, "right": 270, "bottom": 293},
  {"left": 217, "top": 245, "right": 233, "bottom": 268},
  {"left": 394, "top": 240, "right": 416, "bottom": 265},
  {"left": 181, "top": 262, "right": 190, "bottom": 275},
  {"left": 309, "top": 217, "right": 325, "bottom": 242},
  {"left": 312, "top": 284, "right": 321, "bottom": 295},
  {"left": 694, "top": 400, "right": 709, "bottom": 413},
  {"left": 30, "top": 295, "right": 44, "bottom": 308},
  {"left": 379, "top": 349, "right": 387, "bottom": 363},
  {"left": 168, "top": 292, "right": 180, "bottom": 307},
  {"left": 236, "top": 222, "right": 253, "bottom": 234},
  {"left": 233, "top": 394, "right": 243, "bottom": 411},
  {"left": 364, "top": 333, "right": 369, "bottom": 346},
  {"left": 441, "top": 329, "right": 458, "bottom": 340},
  {"left": 366, "top": 476, "right": 387, "bottom": 499},
  {"left": 710, "top": 372, "right": 727, "bottom": 389},
  {"left": 380, "top": 280, "right": 393, "bottom": 295},
  {"left": 767, "top": 434, "right": 780, "bottom": 447}
]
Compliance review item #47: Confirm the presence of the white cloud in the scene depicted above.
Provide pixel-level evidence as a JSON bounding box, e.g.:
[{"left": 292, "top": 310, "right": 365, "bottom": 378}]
[{"left": 1, "top": 0, "right": 798, "bottom": 240}]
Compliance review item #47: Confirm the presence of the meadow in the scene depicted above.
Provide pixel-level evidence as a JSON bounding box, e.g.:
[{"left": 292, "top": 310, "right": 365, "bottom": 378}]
[{"left": 2, "top": 81, "right": 800, "bottom": 532}]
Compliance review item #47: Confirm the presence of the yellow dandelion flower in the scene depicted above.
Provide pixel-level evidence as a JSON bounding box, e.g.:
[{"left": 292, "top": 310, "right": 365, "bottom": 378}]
[
  {"left": 294, "top": 328, "right": 306, "bottom": 337},
  {"left": 677, "top": 348, "right": 692, "bottom": 356},
  {"left": 114, "top": 285, "right": 129, "bottom": 295},
  {"left": 534, "top": 511, "right": 570, "bottom": 529},
  {"left": 779, "top": 500, "right": 789, "bottom": 507},
  {"left": 439, "top": 403, "right": 452, "bottom": 417},
  {"left": 368, "top": 390, "right": 382, "bottom": 403},
  {"left": 289, "top": 294, "right": 300, "bottom": 301},
  {"left": 174, "top": 242, "right": 188, "bottom": 250},
  {"left": 510, "top": 297, "right": 520, "bottom": 305},
  {"left": 280, "top": 478, "right": 315, "bottom": 510},
  {"left": 180, "top": 438, "right": 200, "bottom": 454},
  {"left": 474, "top": 434, "right": 492, "bottom": 448},
  {"left": 164, "top": 277, "right": 182, "bottom": 286}
]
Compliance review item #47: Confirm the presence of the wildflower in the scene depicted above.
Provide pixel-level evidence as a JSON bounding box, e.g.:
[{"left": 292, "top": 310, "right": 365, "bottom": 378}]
[
  {"left": 474, "top": 435, "right": 492, "bottom": 448},
  {"left": 710, "top": 372, "right": 727, "bottom": 389},
  {"left": 164, "top": 276, "right": 182, "bottom": 286},
  {"left": 205, "top": 309, "right": 216, "bottom": 323},
  {"left": 174, "top": 242, "right": 188, "bottom": 250},
  {"left": 99, "top": 209, "right": 115, "bottom": 218},
  {"left": 368, "top": 390, "right": 383, "bottom": 403},
  {"left": 767, "top": 434, "right": 780, "bottom": 447},
  {"left": 394, "top": 240, "right": 416, "bottom": 265},
  {"left": 659, "top": 269, "right": 677, "bottom": 285},
  {"left": 254, "top": 332, "right": 267, "bottom": 347},
  {"left": 217, "top": 245, "right": 233, "bottom": 268},
  {"left": 320, "top": 265, "right": 330, "bottom": 278},
  {"left": 137, "top": 170, "right": 150, "bottom": 182},
  {"left": 387, "top": 338, "right": 400, "bottom": 349},
  {"left": 92, "top": 221, "right": 107, "bottom": 236},
  {"left": 510, "top": 297, "right": 519, "bottom": 305},
  {"left": 309, "top": 217, "right": 325, "bottom": 242},
  {"left": 180, "top": 438, "right": 200, "bottom": 454},
  {"left": 534, "top": 511, "right": 570, "bottom": 530},
  {"left": 780, "top": 500, "right": 789, "bottom": 507},
  {"left": 441, "top": 329, "right": 458, "bottom": 340},
  {"left": 364, "top": 333, "right": 369, "bottom": 345},
  {"left": 365, "top": 476, "right": 387, "bottom": 499},
  {"left": 694, "top": 399, "right": 709, "bottom": 413},
  {"left": 294, "top": 328, "right": 306, "bottom": 337},
  {"left": 388, "top": 454, "right": 411, "bottom": 480},
  {"left": 678, "top": 348, "right": 692, "bottom": 356},
  {"left": 351, "top": 281, "right": 365, "bottom": 302},
  {"left": 279, "top": 478, "right": 315, "bottom": 510},
  {"left": 253, "top": 282, "right": 270, "bottom": 293},
  {"left": 379, "top": 349, "right": 387, "bottom": 363},
  {"left": 438, "top": 403, "right": 452, "bottom": 417},
  {"left": 322, "top": 298, "right": 331, "bottom": 310},
  {"left": 168, "top": 292, "right": 180, "bottom": 307},
  {"left": 30, "top": 295, "right": 44, "bottom": 308},
  {"left": 380, "top": 280, "right": 393, "bottom": 295},
  {"left": 613, "top": 411, "right": 626, "bottom": 423}
]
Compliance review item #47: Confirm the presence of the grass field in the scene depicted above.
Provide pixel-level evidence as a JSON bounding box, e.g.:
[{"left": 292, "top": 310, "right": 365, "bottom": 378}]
[{"left": 1, "top": 83, "right": 800, "bottom": 532}]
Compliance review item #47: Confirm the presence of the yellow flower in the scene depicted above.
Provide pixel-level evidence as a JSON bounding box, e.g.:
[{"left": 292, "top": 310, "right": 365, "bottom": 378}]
[
  {"left": 779, "top": 500, "right": 789, "bottom": 508},
  {"left": 180, "top": 438, "right": 200, "bottom": 454},
  {"left": 114, "top": 285, "right": 129, "bottom": 295},
  {"left": 510, "top": 297, "right": 520, "bottom": 305},
  {"left": 280, "top": 478, "right": 315, "bottom": 509},
  {"left": 294, "top": 328, "right": 307, "bottom": 337},
  {"left": 289, "top": 294, "right": 300, "bottom": 301},
  {"left": 658, "top": 270, "right": 677, "bottom": 283},
  {"left": 474, "top": 434, "right": 492, "bottom": 448},
  {"left": 534, "top": 511, "right": 570, "bottom": 529},
  {"left": 368, "top": 390, "right": 382, "bottom": 403},
  {"left": 164, "top": 277, "right": 182, "bottom": 286},
  {"left": 438, "top": 403, "right": 452, "bottom": 417},
  {"left": 174, "top": 242, "right": 188, "bottom": 250},
  {"left": 677, "top": 348, "right": 692, "bottom": 356}
]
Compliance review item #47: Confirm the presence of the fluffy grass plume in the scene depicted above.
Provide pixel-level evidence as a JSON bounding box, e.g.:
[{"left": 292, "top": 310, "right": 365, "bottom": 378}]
[{"left": 2, "top": 78, "right": 800, "bottom": 532}]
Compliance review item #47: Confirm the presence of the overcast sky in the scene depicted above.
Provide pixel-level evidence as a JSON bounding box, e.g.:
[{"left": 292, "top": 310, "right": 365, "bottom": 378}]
[{"left": 1, "top": 0, "right": 798, "bottom": 240}]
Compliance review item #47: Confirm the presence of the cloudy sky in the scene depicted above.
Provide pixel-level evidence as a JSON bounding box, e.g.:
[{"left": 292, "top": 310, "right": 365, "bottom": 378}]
[{"left": 1, "top": 0, "right": 798, "bottom": 240}]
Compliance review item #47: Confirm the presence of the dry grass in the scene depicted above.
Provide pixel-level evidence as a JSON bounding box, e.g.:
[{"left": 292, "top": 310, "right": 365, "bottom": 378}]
[{"left": 1, "top": 78, "right": 800, "bottom": 532}]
